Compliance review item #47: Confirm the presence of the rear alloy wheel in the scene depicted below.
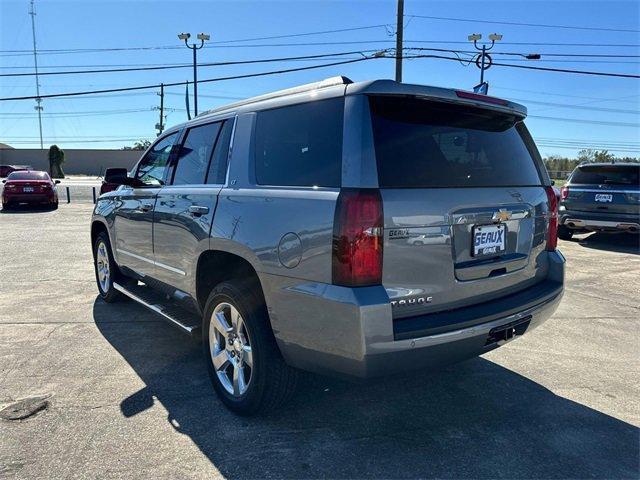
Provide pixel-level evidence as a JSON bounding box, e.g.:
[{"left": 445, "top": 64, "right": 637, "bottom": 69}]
[
  {"left": 203, "top": 280, "right": 298, "bottom": 415},
  {"left": 93, "top": 232, "right": 123, "bottom": 303},
  {"left": 557, "top": 225, "right": 573, "bottom": 241},
  {"left": 210, "top": 302, "right": 253, "bottom": 397}
]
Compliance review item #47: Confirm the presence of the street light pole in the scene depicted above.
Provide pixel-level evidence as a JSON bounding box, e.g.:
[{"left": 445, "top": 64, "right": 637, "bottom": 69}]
[{"left": 178, "top": 32, "right": 210, "bottom": 117}]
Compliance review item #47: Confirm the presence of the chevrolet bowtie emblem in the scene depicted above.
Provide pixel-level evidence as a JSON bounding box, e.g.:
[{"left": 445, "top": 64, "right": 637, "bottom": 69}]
[{"left": 492, "top": 209, "right": 512, "bottom": 223}]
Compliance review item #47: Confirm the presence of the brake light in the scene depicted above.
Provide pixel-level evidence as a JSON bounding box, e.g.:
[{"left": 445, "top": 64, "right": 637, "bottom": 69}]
[
  {"left": 454, "top": 90, "right": 509, "bottom": 106},
  {"left": 545, "top": 186, "right": 558, "bottom": 251},
  {"left": 332, "top": 189, "right": 383, "bottom": 286},
  {"left": 560, "top": 186, "right": 569, "bottom": 200}
]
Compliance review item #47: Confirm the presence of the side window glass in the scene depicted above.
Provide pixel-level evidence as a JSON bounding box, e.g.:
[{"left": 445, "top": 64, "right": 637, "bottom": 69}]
[
  {"left": 136, "top": 132, "right": 179, "bottom": 186},
  {"left": 173, "top": 122, "right": 222, "bottom": 185},
  {"left": 254, "top": 98, "right": 343, "bottom": 187},
  {"left": 207, "top": 119, "right": 234, "bottom": 184}
]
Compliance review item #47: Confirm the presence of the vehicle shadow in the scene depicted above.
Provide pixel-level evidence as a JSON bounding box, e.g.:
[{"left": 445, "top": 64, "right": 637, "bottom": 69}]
[
  {"left": 574, "top": 232, "right": 640, "bottom": 255},
  {"left": 93, "top": 298, "right": 638, "bottom": 479}
]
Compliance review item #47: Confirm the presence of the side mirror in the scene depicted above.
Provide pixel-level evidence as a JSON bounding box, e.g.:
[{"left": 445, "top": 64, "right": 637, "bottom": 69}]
[
  {"left": 104, "top": 167, "right": 129, "bottom": 183},
  {"left": 2, "top": 180, "right": 5, "bottom": 184},
  {"left": 54, "top": 180, "right": 61, "bottom": 184},
  {"left": 110, "top": 175, "right": 145, "bottom": 188}
]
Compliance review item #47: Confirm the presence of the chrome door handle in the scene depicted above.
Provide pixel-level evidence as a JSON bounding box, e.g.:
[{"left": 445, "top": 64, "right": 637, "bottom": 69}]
[
  {"left": 188, "top": 205, "right": 209, "bottom": 216},
  {"left": 140, "top": 202, "right": 153, "bottom": 212}
]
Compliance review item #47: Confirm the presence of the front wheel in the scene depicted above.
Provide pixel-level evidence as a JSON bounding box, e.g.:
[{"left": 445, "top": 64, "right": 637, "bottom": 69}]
[
  {"left": 93, "top": 231, "right": 123, "bottom": 303},
  {"left": 557, "top": 225, "right": 573, "bottom": 241},
  {"left": 203, "top": 280, "right": 298, "bottom": 415}
]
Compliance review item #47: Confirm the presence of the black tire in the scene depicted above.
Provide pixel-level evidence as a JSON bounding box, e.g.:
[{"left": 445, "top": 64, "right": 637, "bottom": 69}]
[
  {"left": 50, "top": 201, "right": 58, "bottom": 210},
  {"left": 2, "top": 202, "right": 10, "bottom": 211},
  {"left": 93, "top": 231, "right": 124, "bottom": 303},
  {"left": 202, "top": 280, "right": 298, "bottom": 416},
  {"left": 557, "top": 225, "right": 573, "bottom": 241}
]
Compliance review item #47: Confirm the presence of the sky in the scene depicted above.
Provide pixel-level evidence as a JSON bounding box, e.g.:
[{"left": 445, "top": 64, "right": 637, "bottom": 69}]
[{"left": 0, "top": 0, "right": 638, "bottom": 158}]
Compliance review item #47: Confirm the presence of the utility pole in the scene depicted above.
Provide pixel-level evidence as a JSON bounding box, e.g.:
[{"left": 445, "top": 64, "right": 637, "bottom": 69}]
[
  {"left": 29, "top": 0, "right": 43, "bottom": 149},
  {"left": 178, "top": 32, "right": 210, "bottom": 117},
  {"left": 156, "top": 83, "right": 164, "bottom": 136},
  {"left": 395, "top": 0, "right": 404, "bottom": 82}
]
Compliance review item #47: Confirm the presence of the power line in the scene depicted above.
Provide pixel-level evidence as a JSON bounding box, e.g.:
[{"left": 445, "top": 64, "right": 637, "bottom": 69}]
[
  {"left": 408, "top": 14, "right": 640, "bottom": 33},
  {"left": 510, "top": 99, "right": 639, "bottom": 114},
  {"left": 0, "top": 50, "right": 379, "bottom": 77},
  {"left": 527, "top": 115, "right": 639, "bottom": 127},
  {"left": 488, "top": 60, "right": 640, "bottom": 79},
  {"left": 493, "top": 86, "right": 640, "bottom": 102},
  {"left": 0, "top": 55, "right": 380, "bottom": 101},
  {"left": 3, "top": 52, "right": 639, "bottom": 103},
  {"left": 2, "top": 40, "right": 639, "bottom": 57}
]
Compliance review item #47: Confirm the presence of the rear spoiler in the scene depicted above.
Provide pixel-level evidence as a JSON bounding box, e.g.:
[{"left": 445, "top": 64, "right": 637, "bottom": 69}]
[{"left": 346, "top": 80, "right": 527, "bottom": 118}]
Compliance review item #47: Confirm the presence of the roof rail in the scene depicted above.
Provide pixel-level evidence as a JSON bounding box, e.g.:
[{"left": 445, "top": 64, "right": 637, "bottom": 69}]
[{"left": 198, "top": 75, "right": 353, "bottom": 118}]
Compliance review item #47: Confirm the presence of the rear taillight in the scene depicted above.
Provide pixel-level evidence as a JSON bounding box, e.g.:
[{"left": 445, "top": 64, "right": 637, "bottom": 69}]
[
  {"left": 545, "top": 186, "right": 558, "bottom": 251},
  {"left": 332, "top": 189, "right": 383, "bottom": 287},
  {"left": 560, "top": 186, "right": 569, "bottom": 200}
]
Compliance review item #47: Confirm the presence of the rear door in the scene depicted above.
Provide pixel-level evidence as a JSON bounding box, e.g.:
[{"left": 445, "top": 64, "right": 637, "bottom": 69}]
[
  {"left": 152, "top": 117, "right": 234, "bottom": 291},
  {"left": 368, "top": 96, "right": 551, "bottom": 318},
  {"left": 564, "top": 164, "right": 640, "bottom": 216}
]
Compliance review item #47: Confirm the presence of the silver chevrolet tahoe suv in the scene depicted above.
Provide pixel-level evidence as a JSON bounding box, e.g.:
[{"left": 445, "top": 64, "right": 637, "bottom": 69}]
[{"left": 91, "top": 76, "right": 565, "bottom": 415}]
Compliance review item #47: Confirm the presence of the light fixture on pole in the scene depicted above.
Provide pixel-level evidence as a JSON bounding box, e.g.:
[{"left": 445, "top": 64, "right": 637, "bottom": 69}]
[{"left": 178, "top": 31, "right": 210, "bottom": 116}]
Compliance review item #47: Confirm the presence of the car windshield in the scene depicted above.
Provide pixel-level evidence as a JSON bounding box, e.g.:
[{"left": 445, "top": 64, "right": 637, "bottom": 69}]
[
  {"left": 7, "top": 171, "right": 50, "bottom": 181},
  {"left": 570, "top": 165, "right": 640, "bottom": 185}
]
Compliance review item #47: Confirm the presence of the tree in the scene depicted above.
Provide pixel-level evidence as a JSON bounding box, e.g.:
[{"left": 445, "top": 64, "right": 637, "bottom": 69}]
[
  {"left": 577, "top": 149, "right": 616, "bottom": 164},
  {"left": 122, "top": 139, "right": 152, "bottom": 151},
  {"left": 47, "top": 145, "right": 65, "bottom": 178}
]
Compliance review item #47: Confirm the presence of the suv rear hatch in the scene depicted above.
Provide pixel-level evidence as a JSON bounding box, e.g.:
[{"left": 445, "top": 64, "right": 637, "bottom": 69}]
[
  {"left": 563, "top": 164, "right": 640, "bottom": 216},
  {"left": 368, "top": 95, "right": 553, "bottom": 320}
]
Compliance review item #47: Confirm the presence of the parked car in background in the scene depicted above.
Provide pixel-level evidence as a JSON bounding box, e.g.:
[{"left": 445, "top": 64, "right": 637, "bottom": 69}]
[
  {"left": 2, "top": 170, "right": 60, "bottom": 210},
  {"left": 558, "top": 163, "right": 640, "bottom": 240},
  {"left": 91, "top": 77, "right": 564, "bottom": 415},
  {"left": 0, "top": 165, "right": 32, "bottom": 178}
]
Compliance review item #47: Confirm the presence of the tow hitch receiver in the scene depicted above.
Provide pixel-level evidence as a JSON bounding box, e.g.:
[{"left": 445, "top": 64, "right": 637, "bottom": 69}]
[{"left": 485, "top": 316, "right": 532, "bottom": 346}]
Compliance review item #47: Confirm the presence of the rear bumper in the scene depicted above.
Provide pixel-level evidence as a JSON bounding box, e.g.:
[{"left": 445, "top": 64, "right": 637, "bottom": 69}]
[
  {"left": 2, "top": 193, "right": 56, "bottom": 204},
  {"left": 559, "top": 209, "right": 639, "bottom": 232},
  {"left": 264, "top": 250, "right": 565, "bottom": 379}
]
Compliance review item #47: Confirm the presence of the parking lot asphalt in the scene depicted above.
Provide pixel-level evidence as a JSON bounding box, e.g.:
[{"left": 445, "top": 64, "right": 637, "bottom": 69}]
[{"left": 0, "top": 203, "right": 638, "bottom": 480}]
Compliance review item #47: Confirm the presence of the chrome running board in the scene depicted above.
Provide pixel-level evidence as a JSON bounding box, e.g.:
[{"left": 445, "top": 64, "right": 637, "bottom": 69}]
[{"left": 113, "top": 282, "right": 201, "bottom": 335}]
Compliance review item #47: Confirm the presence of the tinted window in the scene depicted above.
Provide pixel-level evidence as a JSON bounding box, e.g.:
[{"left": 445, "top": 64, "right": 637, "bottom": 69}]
[
  {"left": 370, "top": 96, "right": 542, "bottom": 188},
  {"left": 255, "top": 98, "right": 343, "bottom": 187},
  {"left": 7, "top": 171, "right": 49, "bottom": 180},
  {"left": 570, "top": 165, "right": 639, "bottom": 186},
  {"left": 173, "top": 122, "right": 221, "bottom": 185},
  {"left": 207, "top": 120, "right": 234, "bottom": 184},
  {"left": 136, "top": 132, "right": 179, "bottom": 186}
]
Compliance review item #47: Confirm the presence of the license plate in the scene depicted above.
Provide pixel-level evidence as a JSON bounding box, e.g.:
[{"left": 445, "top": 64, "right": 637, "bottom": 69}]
[
  {"left": 595, "top": 193, "right": 612, "bottom": 202},
  {"left": 23, "top": 187, "right": 34, "bottom": 192},
  {"left": 473, "top": 224, "right": 506, "bottom": 257}
]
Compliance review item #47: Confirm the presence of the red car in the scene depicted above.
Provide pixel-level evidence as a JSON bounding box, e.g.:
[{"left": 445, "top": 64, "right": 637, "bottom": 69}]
[{"left": 2, "top": 170, "right": 60, "bottom": 210}]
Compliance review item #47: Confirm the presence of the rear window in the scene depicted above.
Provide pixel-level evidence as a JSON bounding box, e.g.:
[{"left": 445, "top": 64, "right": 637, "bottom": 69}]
[
  {"left": 570, "top": 165, "right": 639, "bottom": 186},
  {"left": 254, "top": 98, "right": 343, "bottom": 187},
  {"left": 369, "top": 96, "right": 542, "bottom": 188},
  {"left": 7, "top": 171, "right": 49, "bottom": 180}
]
